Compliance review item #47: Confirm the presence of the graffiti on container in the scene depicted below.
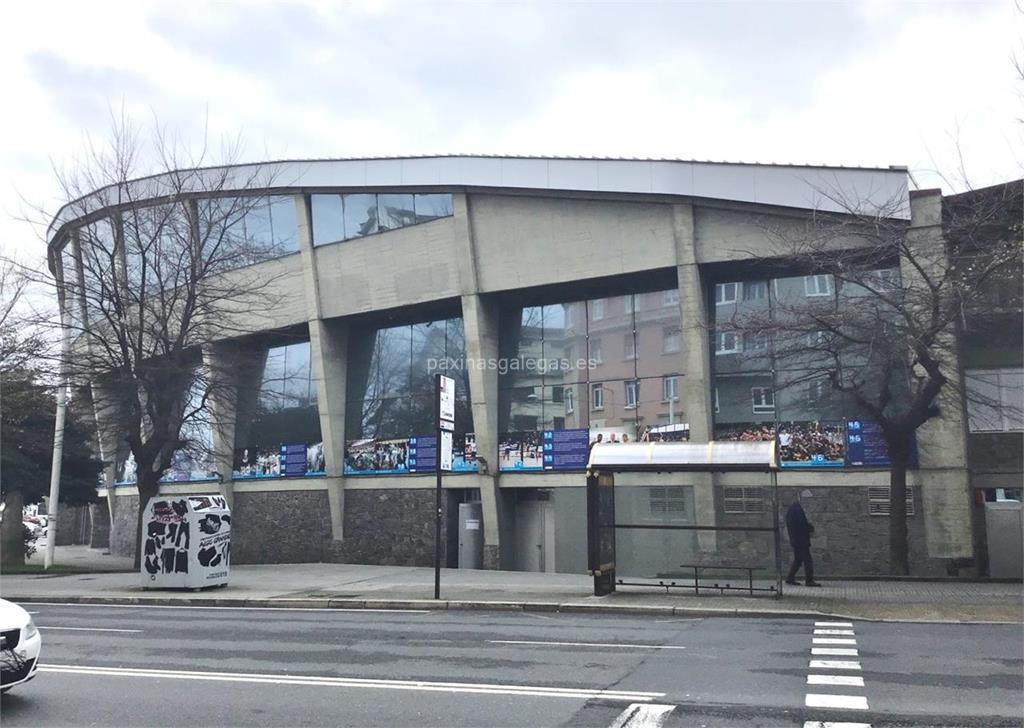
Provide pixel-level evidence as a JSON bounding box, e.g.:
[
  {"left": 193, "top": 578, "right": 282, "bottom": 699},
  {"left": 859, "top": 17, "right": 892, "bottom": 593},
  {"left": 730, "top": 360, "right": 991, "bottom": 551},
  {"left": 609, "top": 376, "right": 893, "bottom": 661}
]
[
  {"left": 143, "top": 499, "right": 189, "bottom": 575},
  {"left": 196, "top": 513, "right": 231, "bottom": 571}
]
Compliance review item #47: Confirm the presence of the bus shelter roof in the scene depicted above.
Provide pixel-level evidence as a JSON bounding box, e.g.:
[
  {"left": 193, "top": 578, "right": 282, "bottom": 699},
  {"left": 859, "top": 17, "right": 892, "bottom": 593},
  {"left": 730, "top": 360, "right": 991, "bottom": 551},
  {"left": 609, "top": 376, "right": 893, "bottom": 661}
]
[{"left": 587, "top": 440, "right": 778, "bottom": 473}]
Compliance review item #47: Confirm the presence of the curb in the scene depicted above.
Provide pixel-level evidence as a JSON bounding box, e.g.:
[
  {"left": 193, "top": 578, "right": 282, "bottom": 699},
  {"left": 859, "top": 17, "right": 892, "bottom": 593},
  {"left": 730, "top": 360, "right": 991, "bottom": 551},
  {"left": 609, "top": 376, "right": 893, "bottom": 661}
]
[{"left": 12, "top": 595, "right": 1016, "bottom": 624}]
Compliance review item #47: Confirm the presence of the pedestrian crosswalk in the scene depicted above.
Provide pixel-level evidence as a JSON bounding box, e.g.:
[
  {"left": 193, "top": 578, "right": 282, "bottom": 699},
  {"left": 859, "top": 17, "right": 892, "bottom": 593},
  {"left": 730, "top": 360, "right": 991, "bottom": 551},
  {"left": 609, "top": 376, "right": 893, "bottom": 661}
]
[{"left": 803, "top": 620, "right": 871, "bottom": 728}]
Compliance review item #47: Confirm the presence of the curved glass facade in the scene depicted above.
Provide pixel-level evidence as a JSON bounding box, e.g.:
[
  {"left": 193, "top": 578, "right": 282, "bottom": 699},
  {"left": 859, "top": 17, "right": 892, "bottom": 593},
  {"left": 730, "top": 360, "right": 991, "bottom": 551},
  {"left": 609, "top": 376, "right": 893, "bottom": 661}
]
[{"left": 310, "top": 193, "right": 453, "bottom": 247}]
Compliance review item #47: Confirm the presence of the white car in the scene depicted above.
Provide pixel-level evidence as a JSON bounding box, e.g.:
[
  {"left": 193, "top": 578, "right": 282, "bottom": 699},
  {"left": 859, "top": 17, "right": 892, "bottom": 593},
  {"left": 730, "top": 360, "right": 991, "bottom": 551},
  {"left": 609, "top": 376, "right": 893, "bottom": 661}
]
[{"left": 0, "top": 599, "right": 41, "bottom": 693}]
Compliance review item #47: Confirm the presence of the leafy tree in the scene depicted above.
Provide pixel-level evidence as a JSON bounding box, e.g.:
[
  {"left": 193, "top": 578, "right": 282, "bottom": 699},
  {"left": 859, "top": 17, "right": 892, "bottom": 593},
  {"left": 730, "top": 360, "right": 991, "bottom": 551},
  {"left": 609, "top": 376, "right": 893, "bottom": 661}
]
[{"left": 1, "top": 369, "right": 103, "bottom": 565}]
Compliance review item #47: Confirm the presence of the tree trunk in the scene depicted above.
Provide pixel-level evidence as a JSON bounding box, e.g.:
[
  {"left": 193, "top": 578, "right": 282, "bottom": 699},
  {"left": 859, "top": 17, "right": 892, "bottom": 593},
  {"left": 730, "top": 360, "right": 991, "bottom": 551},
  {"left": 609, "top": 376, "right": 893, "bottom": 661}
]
[
  {"left": 133, "top": 475, "right": 160, "bottom": 571},
  {"left": 1, "top": 490, "right": 26, "bottom": 566},
  {"left": 888, "top": 447, "right": 911, "bottom": 576}
]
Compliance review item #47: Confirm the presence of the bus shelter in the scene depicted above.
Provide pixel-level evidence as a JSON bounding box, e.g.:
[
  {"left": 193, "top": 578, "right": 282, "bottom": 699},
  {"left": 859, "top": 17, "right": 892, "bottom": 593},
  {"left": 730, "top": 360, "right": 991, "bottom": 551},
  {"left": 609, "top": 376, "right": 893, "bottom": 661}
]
[{"left": 586, "top": 441, "right": 783, "bottom": 598}]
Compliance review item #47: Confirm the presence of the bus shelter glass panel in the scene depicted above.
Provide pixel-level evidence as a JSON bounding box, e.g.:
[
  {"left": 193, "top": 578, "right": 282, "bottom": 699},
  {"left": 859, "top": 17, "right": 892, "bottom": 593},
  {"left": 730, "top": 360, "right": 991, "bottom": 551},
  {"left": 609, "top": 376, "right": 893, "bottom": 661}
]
[{"left": 612, "top": 484, "right": 699, "bottom": 579}]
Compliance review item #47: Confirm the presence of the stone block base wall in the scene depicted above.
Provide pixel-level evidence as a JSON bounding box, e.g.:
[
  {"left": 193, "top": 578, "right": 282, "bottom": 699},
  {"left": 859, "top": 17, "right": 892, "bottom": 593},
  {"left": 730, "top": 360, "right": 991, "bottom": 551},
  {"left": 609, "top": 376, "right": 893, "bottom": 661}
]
[
  {"left": 328, "top": 488, "right": 450, "bottom": 567},
  {"left": 713, "top": 485, "right": 962, "bottom": 577},
  {"left": 55, "top": 505, "right": 92, "bottom": 546},
  {"left": 102, "top": 482, "right": 971, "bottom": 577},
  {"left": 89, "top": 502, "right": 110, "bottom": 549},
  {"left": 775, "top": 485, "right": 944, "bottom": 577},
  {"left": 110, "top": 493, "right": 140, "bottom": 559},
  {"left": 108, "top": 489, "right": 334, "bottom": 564},
  {"left": 231, "top": 490, "right": 332, "bottom": 564}
]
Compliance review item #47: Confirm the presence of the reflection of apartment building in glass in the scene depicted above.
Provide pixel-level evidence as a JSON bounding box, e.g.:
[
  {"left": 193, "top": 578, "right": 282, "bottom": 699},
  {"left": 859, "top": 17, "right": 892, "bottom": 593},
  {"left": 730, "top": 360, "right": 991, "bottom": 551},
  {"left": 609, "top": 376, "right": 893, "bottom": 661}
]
[{"left": 48, "top": 157, "right": 1021, "bottom": 577}]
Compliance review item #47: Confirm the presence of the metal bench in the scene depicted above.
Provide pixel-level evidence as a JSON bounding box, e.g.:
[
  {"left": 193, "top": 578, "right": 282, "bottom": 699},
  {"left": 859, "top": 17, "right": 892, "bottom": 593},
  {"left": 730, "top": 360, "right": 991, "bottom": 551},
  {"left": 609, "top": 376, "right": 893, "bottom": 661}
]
[
  {"left": 614, "top": 564, "right": 777, "bottom": 596},
  {"left": 676, "top": 563, "right": 775, "bottom": 596}
]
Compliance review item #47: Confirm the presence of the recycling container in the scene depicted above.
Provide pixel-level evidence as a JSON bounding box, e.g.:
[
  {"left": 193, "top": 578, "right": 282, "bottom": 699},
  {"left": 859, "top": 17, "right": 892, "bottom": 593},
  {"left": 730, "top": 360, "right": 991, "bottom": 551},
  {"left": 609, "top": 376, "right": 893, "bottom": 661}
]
[{"left": 141, "top": 494, "right": 231, "bottom": 589}]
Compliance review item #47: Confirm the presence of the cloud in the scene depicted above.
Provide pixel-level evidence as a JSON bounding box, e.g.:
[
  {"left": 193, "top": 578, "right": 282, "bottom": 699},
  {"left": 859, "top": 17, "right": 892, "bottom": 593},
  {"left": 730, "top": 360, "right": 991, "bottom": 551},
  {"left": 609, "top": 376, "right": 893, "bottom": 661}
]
[
  {"left": 0, "top": 0, "right": 1019, "bottom": 267},
  {"left": 26, "top": 51, "right": 156, "bottom": 128}
]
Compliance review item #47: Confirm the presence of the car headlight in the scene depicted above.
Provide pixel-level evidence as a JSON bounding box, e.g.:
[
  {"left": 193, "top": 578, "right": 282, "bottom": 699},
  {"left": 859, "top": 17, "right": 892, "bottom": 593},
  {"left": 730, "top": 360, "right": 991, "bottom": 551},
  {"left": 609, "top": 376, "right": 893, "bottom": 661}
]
[{"left": 23, "top": 618, "right": 38, "bottom": 640}]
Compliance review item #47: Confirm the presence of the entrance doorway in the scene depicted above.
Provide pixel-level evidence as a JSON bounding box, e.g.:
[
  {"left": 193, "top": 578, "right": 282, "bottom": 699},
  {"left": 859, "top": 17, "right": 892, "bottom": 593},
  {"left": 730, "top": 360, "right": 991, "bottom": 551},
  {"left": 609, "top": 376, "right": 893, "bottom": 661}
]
[{"left": 516, "top": 497, "right": 555, "bottom": 572}]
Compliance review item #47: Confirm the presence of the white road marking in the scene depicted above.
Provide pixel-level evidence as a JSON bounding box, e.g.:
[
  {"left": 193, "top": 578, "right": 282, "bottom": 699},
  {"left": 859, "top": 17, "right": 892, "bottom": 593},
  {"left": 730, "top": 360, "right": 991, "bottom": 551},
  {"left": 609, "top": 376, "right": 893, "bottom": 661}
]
[
  {"left": 807, "top": 674, "right": 865, "bottom": 687},
  {"left": 809, "top": 659, "right": 862, "bottom": 670},
  {"left": 39, "top": 664, "right": 665, "bottom": 702},
  {"left": 40, "top": 626, "right": 142, "bottom": 633},
  {"left": 814, "top": 621, "right": 853, "bottom": 627},
  {"left": 490, "top": 640, "right": 685, "bottom": 650},
  {"left": 813, "top": 637, "right": 857, "bottom": 645},
  {"left": 22, "top": 602, "right": 429, "bottom": 614},
  {"left": 811, "top": 647, "right": 859, "bottom": 656},
  {"left": 609, "top": 703, "right": 676, "bottom": 728},
  {"left": 805, "top": 693, "right": 869, "bottom": 710},
  {"left": 814, "top": 629, "right": 855, "bottom": 635},
  {"left": 803, "top": 722, "right": 872, "bottom": 728}
]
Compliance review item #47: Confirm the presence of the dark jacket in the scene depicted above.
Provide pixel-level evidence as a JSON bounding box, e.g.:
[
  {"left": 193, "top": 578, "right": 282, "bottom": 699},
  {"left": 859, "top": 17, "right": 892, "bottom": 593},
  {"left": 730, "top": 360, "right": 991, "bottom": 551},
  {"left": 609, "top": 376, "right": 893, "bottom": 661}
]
[{"left": 785, "top": 501, "right": 814, "bottom": 548}]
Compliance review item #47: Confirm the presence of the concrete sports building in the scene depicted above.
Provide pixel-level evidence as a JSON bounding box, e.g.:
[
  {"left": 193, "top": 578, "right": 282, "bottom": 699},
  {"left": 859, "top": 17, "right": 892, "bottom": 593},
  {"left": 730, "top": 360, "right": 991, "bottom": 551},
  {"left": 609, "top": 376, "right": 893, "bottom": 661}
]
[{"left": 47, "top": 156, "right": 1022, "bottom": 577}]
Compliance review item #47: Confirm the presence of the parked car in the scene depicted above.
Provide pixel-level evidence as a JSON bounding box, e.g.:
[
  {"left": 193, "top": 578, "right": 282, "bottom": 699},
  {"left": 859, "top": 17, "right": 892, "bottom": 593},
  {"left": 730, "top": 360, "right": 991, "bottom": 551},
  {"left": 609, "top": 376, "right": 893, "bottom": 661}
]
[
  {"left": 0, "top": 599, "right": 41, "bottom": 693},
  {"left": 22, "top": 521, "right": 43, "bottom": 540}
]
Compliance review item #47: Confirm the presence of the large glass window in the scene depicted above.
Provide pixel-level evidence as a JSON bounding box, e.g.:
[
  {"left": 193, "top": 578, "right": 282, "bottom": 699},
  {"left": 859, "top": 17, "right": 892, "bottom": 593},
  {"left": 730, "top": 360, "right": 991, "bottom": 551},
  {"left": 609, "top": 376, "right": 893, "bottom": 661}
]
[
  {"left": 234, "top": 339, "right": 321, "bottom": 478},
  {"left": 712, "top": 269, "right": 914, "bottom": 467},
  {"left": 311, "top": 195, "right": 344, "bottom": 247},
  {"left": 966, "top": 368, "right": 1024, "bottom": 432},
  {"left": 195, "top": 196, "right": 299, "bottom": 270},
  {"left": 60, "top": 241, "right": 83, "bottom": 329},
  {"left": 415, "top": 194, "right": 454, "bottom": 223},
  {"left": 377, "top": 194, "right": 416, "bottom": 231},
  {"left": 75, "top": 218, "right": 119, "bottom": 327},
  {"left": 311, "top": 193, "right": 454, "bottom": 246},
  {"left": 498, "top": 286, "right": 685, "bottom": 466},
  {"left": 345, "top": 194, "right": 379, "bottom": 239},
  {"left": 346, "top": 316, "right": 472, "bottom": 441}
]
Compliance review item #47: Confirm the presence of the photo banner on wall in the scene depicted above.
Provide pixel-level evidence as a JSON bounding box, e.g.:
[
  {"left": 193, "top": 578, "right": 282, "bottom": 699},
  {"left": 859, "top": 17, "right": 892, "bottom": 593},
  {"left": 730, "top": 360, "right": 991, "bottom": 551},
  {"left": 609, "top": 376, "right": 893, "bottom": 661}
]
[
  {"left": 845, "top": 419, "right": 918, "bottom": 468},
  {"left": 498, "top": 427, "right": 637, "bottom": 472},
  {"left": 116, "top": 450, "right": 218, "bottom": 486},
  {"left": 233, "top": 441, "right": 326, "bottom": 479},
  {"left": 778, "top": 421, "right": 846, "bottom": 467},
  {"left": 714, "top": 419, "right": 917, "bottom": 469},
  {"left": 343, "top": 433, "right": 477, "bottom": 475}
]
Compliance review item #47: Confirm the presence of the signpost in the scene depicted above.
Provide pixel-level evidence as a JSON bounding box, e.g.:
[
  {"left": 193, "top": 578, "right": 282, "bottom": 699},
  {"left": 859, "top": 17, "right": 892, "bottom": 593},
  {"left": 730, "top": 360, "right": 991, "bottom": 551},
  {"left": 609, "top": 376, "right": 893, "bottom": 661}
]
[{"left": 435, "top": 374, "right": 455, "bottom": 599}]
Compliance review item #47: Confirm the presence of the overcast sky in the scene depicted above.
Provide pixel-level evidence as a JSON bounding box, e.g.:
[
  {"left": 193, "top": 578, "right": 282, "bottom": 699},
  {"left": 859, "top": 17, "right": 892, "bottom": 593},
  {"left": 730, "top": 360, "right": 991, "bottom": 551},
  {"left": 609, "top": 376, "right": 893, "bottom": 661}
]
[{"left": 0, "top": 0, "right": 1020, "bottom": 269}]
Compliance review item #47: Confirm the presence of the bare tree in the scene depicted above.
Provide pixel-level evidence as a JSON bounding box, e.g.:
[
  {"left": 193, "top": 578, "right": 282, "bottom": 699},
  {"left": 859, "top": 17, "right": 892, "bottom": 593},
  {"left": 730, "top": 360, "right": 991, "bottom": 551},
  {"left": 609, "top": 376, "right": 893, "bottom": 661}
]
[
  {"left": 716, "top": 181, "right": 1022, "bottom": 574},
  {"left": 0, "top": 259, "right": 49, "bottom": 373},
  {"left": 29, "top": 113, "right": 296, "bottom": 565}
]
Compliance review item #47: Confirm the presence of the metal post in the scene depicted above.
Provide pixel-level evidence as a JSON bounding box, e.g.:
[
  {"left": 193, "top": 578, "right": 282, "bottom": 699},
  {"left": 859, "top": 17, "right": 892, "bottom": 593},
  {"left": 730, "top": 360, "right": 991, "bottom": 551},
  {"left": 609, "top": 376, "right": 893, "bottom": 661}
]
[
  {"left": 434, "top": 374, "right": 442, "bottom": 600},
  {"left": 45, "top": 324, "right": 72, "bottom": 569},
  {"left": 771, "top": 469, "right": 783, "bottom": 597},
  {"left": 767, "top": 281, "right": 783, "bottom": 598}
]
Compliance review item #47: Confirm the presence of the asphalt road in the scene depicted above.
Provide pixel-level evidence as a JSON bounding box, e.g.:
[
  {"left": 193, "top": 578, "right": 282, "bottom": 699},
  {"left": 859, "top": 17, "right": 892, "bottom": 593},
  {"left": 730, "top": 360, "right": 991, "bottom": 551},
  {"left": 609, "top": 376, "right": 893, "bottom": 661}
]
[{"left": 1, "top": 603, "right": 1020, "bottom": 727}]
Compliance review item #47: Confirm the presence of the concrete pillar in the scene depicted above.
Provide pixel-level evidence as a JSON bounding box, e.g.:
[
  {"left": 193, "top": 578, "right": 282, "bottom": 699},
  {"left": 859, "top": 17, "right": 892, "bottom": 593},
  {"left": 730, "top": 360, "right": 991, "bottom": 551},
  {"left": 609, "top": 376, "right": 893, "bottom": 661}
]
[
  {"left": 452, "top": 192, "right": 480, "bottom": 295},
  {"left": 89, "top": 381, "right": 122, "bottom": 542},
  {"left": 294, "top": 193, "right": 347, "bottom": 540},
  {"left": 201, "top": 342, "right": 241, "bottom": 510},
  {"left": 905, "top": 190, "right": 973, "bottom": 564},
  {"left": 452, "top": 192, "right": 507, "bottom": 568},
  {"left": 673, "top": 204, "right": 717, "bottom": 552},
  {"left": 309, "top": 317, "right": 349, "bottom": 540},
  {"left": 460, "top": 293, "right": 506, "bottom": 569},
  {"left": 294, "top": 194, "right": 323, "bottom": 320}
]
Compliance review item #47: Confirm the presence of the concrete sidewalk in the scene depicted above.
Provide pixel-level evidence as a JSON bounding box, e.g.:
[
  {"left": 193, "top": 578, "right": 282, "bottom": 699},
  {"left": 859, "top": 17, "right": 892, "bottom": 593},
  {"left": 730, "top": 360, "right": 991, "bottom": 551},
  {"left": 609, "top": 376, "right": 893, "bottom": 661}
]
[{"left": 4, "top": 545, "right": 1021, "bottom": 624}]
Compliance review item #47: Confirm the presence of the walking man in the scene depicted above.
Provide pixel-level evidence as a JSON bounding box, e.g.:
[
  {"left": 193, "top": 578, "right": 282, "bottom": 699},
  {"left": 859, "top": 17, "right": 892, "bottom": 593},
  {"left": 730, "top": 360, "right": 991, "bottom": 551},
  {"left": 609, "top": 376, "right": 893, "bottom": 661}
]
[{"left": 785, "top": 489, "right": 821, "bottom": 586}]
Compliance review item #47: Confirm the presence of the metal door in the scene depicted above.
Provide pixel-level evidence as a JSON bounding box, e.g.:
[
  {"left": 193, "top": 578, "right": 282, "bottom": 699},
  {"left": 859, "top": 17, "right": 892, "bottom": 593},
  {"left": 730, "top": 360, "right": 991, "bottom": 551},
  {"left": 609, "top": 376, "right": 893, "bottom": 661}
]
[{"left": 458, "top": 502, "right": 483, "bottom": 569}]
